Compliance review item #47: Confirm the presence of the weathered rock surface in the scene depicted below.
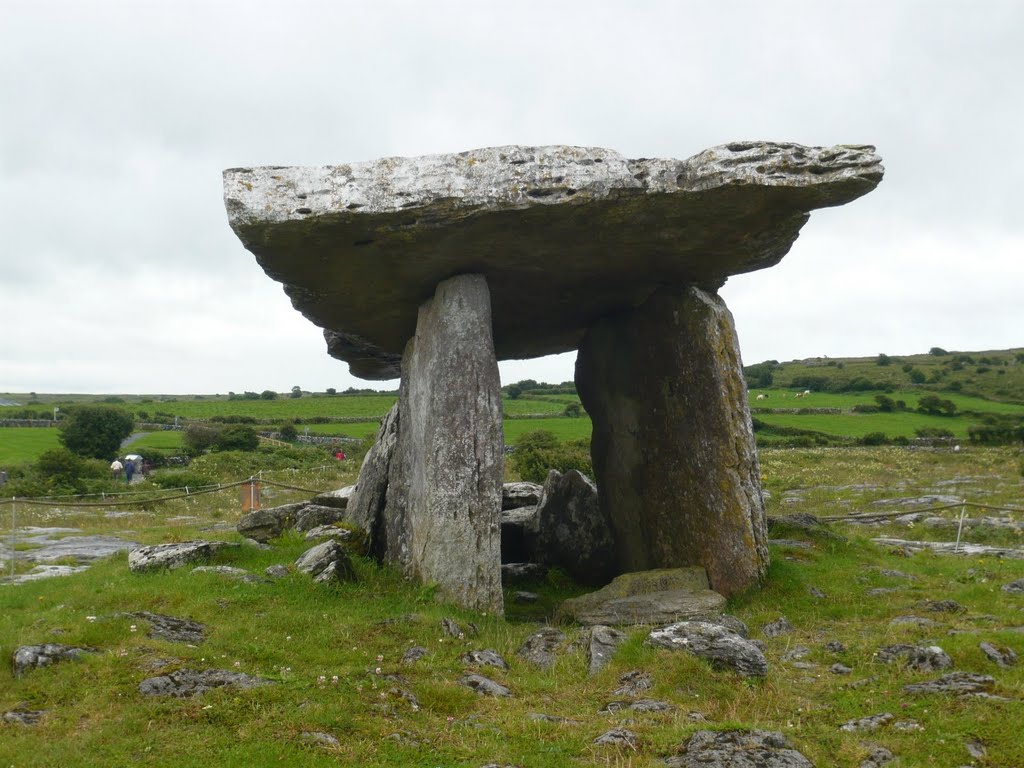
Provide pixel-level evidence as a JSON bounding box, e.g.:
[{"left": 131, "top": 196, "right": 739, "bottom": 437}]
[
  {"left": 839, "top": 713, "right": 893, "bottom": 732},
  {"left": 501, "top": 562, "right": 546, "bottom": 583},
  {"left": 576, "top": 286, "right": 768, "bottom": 598},
  {"left": 294, "top": 540, "right": 356, "bottom": 584},
  {"left": 593, "top": 728, "right": 638, "bottom": 747},
  {"left": 128, "top": 540, "right": 237, "bottom": 573},
  {"left": 600, "top": 699, "right": 673, "bottom": 713},
  {"left": 517, "top": 627, "right": 566, "bottom": 669},
  {"left": 903, "top": 672, "right": 996, "bottom": 696},
  {"left": 979, "top": 642, "right": 1018, "bottom": 668},
  {"left": 2, "top": 709, "right": 46, "bottom": 726},
  {"left": 3, "top": 528, "right": 137, "bottom": 565},
  {"left": 139, "top": 668, "right": 274, "bottom": 697},
  {"left": 877, "top": 644, "right": 952, "bottom": 672},
  {"left": 346, "top": 402, "right": 399, "bottom": 559},
  {"left": 647, "top": 621, "right": 768, "bottom": 677},
  {"left": 665, "top": 729, "right": 814, "bottom": 768},
  {"left": 310, "top": 486, "right": 355, "bottom": 510},
  {"left": 1002, "top": 578, "right": 1024, "bottom": 594},
  {"left": 530, "top": 469, "right": 614, "bottom": 585},
  {"left": 192, "top": 565, "right": 267, "bottom": 584},
  {"left": 387, "top": 274, "right": 504, "bottom": 612},
  {"left": 460, "top": 650, "right": 509, "bottom": 670},
  {"left": 762, "top": 617, "right": 794, "bottom": 638},
  {"left": 503, "top": 482, "right": 542, "bottom": 510},
  {"left": 237, "top": 502, "right": 308, "bottom": 542},
  {"left": 612, "top": 670, "right": 653, "bottom": 697},
  {"left": 224, "top": 142, "right": 882, "bottom": 379},
  {"left": 585, "top": 625, "right": 627, "bottom": 675},
  {"left": 557, "top": 568, "right": 726, "bottom": 626},
  {"left": 458, "top": 674, "right": 511, "bottom": 697},
  {"left": 13, "top": 644, "right": 96, "bottom": 677},
  {"left": 124, "top": 611, "right": 206, "bottom": 644}
]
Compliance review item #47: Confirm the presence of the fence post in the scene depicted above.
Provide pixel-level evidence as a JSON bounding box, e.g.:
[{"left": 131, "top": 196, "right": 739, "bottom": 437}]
[{"left": 954, "top": 498, "right": 967, "bottom": 553}]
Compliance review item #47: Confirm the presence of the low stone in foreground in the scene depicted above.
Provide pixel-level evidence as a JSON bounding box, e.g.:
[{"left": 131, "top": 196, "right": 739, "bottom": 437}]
[
  {"left": 647, "top": 621, "right": 768, "bottom": 677},
  {"left": 13, "top": 644, "right": 96, "bottom": 677},
  {"left": 128, "top": 541, "right": 238, "bottom": 573},
  {"left": 139, "top": 668, "right": 274, "bottom": 697},
  {"left": 665, "top": 729, "right": 814, "bottom": 768}
]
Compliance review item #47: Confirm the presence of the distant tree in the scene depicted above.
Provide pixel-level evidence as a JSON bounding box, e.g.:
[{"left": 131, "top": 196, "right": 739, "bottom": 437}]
[
  {"left": 874, "top": 394, "right": 896, "bottom": 412},
  {"left": 217, "top": 425, "right": 260, "bottom": 451},
  {"left": 506, "top": 384, "right": 523, "bottom": 400},
  {"left": 58, "top": 406, "right": 134, "bottom": 459},
  {"left": 908, "top": 368, "right": 927, "bottom": 384},
  {"left": 183, "top": 424, "right": 220, "bottom": 454},
  {"left": 260, "top": 390, "right": 278, "bottom": 400},
  {"left": 279, "top": 422, "right": 299, "bottom": 442},
  {"left": 929, "top": 347, "right": 948, "bottom": 356},
  {"left": 290, "top": 386, "right": 303, "bottom": 399},
  {"left": 563, "top": 403, "right": 582, "bottom": 418},
  {"left": 918, "top": 394, "right": 957, "bottom": 416},
  {"left": 876, "top": 353, "right": 891, "bottom": 366},
  {"left": 325, "top": 387, "right": 337, "bottom": 396}
]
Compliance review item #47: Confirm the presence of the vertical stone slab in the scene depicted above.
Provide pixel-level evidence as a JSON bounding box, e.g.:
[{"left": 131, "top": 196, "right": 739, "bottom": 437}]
[
  {"left": 396, "top": 274, "right": 504, "bottom": 613},
  {"left": 576, "top": 286, "right": 768, "bottom": 597},
  {"left": 346, "top": 401, "right": 400, "bottom": 561}
]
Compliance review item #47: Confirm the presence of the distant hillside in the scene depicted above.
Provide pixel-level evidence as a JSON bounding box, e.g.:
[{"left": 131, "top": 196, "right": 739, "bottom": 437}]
[{"left": 744, "top": 347, "right": 1024, "bottom": 405}]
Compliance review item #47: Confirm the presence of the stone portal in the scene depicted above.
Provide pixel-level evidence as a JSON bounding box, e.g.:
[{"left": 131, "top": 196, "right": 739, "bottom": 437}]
[{"left": 223, "top": 141, "right": 883, "bottom": 610}]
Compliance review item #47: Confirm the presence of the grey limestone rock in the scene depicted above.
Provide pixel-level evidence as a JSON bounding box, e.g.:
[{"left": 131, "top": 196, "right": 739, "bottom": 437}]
[
  {"left": 300, "top": 731, "right": 341, "bottom": 748},
  {"left": 860, "top": 746, "right": 895, "bottom": 768},
  {"left": 294, "top": 504, "right": 347, "bottom": 533},
  {"left": 309, "top": 485, "right": 355, "bottom": 510},
  {"left": 460, "top": 650, "right": 509, "bottom": 670},
  {"left": 503, "top": 482, "right": 542, "bottom": 510},
  {"left": 876, "top": 644, "right": 952, "bottom": 672},
  {"left": 265, "top": 564, "right": 290, "bottom": 579},
  {"left": 979, "top": 641, "right": 1018, "bottom": 668},
  {"left": 512, "top": 591, "right": 538, "bottom": 604},
  {"left": 224, "top": 142, "right": 882, "bottom": 379},
  {"left": 303, "top": 525, "right": 358, "bottom": 543},
  {"left": 401, "top": 646, "right": 428, "bottom": 664},
  {"left": 647, "top": 621, "right": 768, "bottom": 677},
  {"left": 13, "top": 644, "right": 96, "bottom": 677},
  {"left": 612, "top": 670, "right": 653, "bottom": 697},
  {"left": 501, "top": 562, "right": 546, "bottom": 583},
  {"left": 600, "top": 699, "right": 673, "bottom": 713},
  {"left": 557, "top": 567, "right": 726, "bottom": 626},
  {"left": 139, "top": 668, "right": 274, "bottom": 697},
  {"left": 1003, "top": 578, "right": 1024, "bottom": 594},
  {"left": 237, "top": 502, "right": 308, "bottom": 543},
  {"left": 586, "top": 625, "right": 627, "bottom": 675},
  {"left": 294, "top": 540, "right": 356, "bottom": 583},
  {"left": 346, "top": 402, "right": 399, "bottom": 559},
  {"left": 125, "top": 611, "right": 206, "bottom": 644},
  {"left": 831, "top": 663, "right": 853, "bottom": 675},
  {"left": 458, "top": 674, "right": 511, "bottom": 697},
  {"left": 191, "top": 565, "right": 266, "bottom": 584},
  {"left": 128, "top": 540, "right": 237, "bottom": 573},
  {"left": 839, "top": 713, "right": 893, "bottom": 732},
  {"left": 576, "top": 286, "right": 768, "bottom": 598},
  {"left": 517, "top": 627, "right": 566, "bottom": 669},
  {"left": 902, "top": 672, "right": 996, "bottom": 696},
  {"left": 665, "top": 729, "right": 814, "bottom": 768},
  {"left": 592, "top": 728, "right": 637, "bottom": 747},
  {"left": 763, "top": 617, "right": 794, "bottom": 638},
  {"left": 531, "top": 469, "right": 614, "bottom": 586},
  {"left": 3, "top": 709, "right": 46, "bottom": 726}
]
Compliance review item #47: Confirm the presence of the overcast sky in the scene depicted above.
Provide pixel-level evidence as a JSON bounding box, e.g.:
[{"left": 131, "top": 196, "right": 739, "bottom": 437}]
[{"left": 2, "top": 0, "right": 1021, "bottom": 395}]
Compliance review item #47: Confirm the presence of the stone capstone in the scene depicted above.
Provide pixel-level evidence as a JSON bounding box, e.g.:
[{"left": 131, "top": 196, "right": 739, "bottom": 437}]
[
  {"left": 647, "top": 621, "right": 768, "bottom": 677},
  {"left": 557, "top": 568, "right": 726, "bottom": 626},
  {"left": 128, "top": 540, "right": 238, "bottom": 573},
  {"left": 577, "top": 286, "right": 768, "bottom": 598},
  {"left": 530, "top": 469, "right": 615, "bottom": 586},
  {"left": 138, "top": 668, "right": 274, "bottom": 697},
  {"left": 13, "top": 644, "right": 96, "bottom": 677},
  {"left": 224, "top": 142, "right": 882, "bottom": 379},
  {"left": 665, "top": 729, "right": 814, "bottom": 768}
]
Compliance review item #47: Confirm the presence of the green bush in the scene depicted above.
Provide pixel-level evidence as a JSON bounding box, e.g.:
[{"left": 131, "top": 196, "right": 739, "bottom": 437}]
[
  {"left": 908, "top": 368, "right": 927, "bottom": 384},
  {"left": 917, "top": 394, "right": 957, "bottom": 416},
  {"left": 859, "top": 432, "right": 889, "bottom": 446},
  {"left": 58, "top": 405, "right": 134, "bottom": 459},
  {"left": 510, "top": 430, "right": 592, "bottom": 483}
]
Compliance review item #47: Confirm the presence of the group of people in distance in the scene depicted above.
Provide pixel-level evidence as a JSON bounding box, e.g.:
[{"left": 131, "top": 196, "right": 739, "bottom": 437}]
[{"left": 109, "top": 457, "right": 149, "bottom": 482}]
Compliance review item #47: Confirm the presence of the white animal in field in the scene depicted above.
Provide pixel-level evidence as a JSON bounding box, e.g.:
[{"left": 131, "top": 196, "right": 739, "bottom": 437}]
[
  {"left": 803, "top": 390, "right": 811, "bottom": 395},
  {"left": 756, "top": 394, "right": 766, "bottom": 400}
]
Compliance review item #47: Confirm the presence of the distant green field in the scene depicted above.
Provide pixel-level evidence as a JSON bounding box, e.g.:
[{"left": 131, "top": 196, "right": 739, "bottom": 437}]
[
  {"left": 504, "top": 417, "right": 592, "bottom": 443},
  {"left": 0, "top": 428, "right": 61, "bottom": 465},
  {"left": 302, "top": 422, "right": 381, "bottom": 439},
  {"left": 126, "top": 431, "right": 186, "bottom": 452},
  {"left": 129, "top": 395, "right": 399, "bottom": 421},
  {"left": 754, "top": 411, "right": 977, "bottom": 439},
  {"left": 748, "top": 389, "right": 1024, "bottom": 414}
]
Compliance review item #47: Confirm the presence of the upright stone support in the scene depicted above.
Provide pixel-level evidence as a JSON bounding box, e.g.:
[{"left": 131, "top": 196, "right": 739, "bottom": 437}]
[
  {"left": 576, "top": 286, "right": 768, "bottom": 597},
  {"left": 390, "top": 273, "right": 504, "bottom": 612}
]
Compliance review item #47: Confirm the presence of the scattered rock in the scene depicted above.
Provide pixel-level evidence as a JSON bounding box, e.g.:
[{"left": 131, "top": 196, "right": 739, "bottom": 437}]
[
  {"left": 808, "top": 586, "right": 827, "bottom": 599},
  {"left": 303, "top": 524, "right": 358, "bottom": 543},
  {"left": 600, "top": 699, "right": 673, "bottom": 713},
  {"left": 866, "top": 587, "right": 900, "bottom": 597},
  {"left": 501, "top": 563, "right": 546, "bottom": 584},
  {"left": 12, "top": 644, "right": 96, "bottom": 677},
  {"left": 293, "top": 540, "right": 356, "bottom": 583},
  {"left": 191, "top": 565, "right": 266, "bottom": 584},
  {"left": 892, "top": 720, "right": 924, "bottom": 732},
  {"left": 781, "top": 645, "right": 811, "bottom": 661},
  {"left": 310, "top": 485, "right": 355, "bottom": 510},
  {"left": 647, "top": 621, "right": 768, "bottom": 677},
  {"left": 517, "top": 627, "right": 565, "bottom": 669},
  {"left": 460, "top": 650, "right": 509, "bottom": 670},
  {"left": 138, "top": 668, "right": 274, "bottom": 697},
  {"left": 979, "top": 641, "right": 1018, "bottom": 668},
  {"left": 300, "top": 731, "right": 341, "bottom": 748},
  {"left": 762, "top": 616, "right": 794, "bottom": 638},
  {"left": 458, "top": 674, "right": 511, "bottom": 697},
  {"left": 557, "top": 568, "right": 726, "bottom": 626},
  {"left": 402, "top": 646, "right": 428, "bottom": 664},
  {"left": 665, "top": 729, "right": 814, "bottom": 768},
  {"left": 839, "top": 713, "right": 893, "bottom": 732},
  {"left": 860, "top": 746, "right": 895, "bottom": 768},
  {"left": 237, "top": 503, "right": 307, "bottom": 542},
  {"left": 878, "top": 569, "right": 914, "bottom": 580},
  {"left": 831, "top": 663, "right": 853, "bottom": 675},
  {"left": 825, "top": 640, "right": 847, "bottom": 653},
  {"left": 888, "top": 615, "right": 938, "bottom": 628},
  {"left": 2, "top": 709, "right": 46, "bottom": 726},
  {"left": 592, "top": 727, "right": 637, "bottom": 747},
  {"left": 585, "top": 625, "right": 627, "bottom": 675},
  {"left": 922, "top": 599, "right": 966, "bottom": 614},
  {"left": 294, "top": 504, "right": 348, "bottom": 533},
  {"left": 128, "top": 540, "right": 237, "bottom": 573},
  {"left": 877, "top": 644, "right": 952, "bottom": 672},
  {"left": 527, "top": 713, "right": 580, "bottom": 724},
  {"left": 611, "top": 670, "right": 653, "bottom": 697},
  {"left": 964, "top": 739, "right": 986, "bottom": 759},
  {"left": 503, "top": 482, "right": 542, "bottom": 510},
  {"left": 265, "top": 564, "right": 290, "bottom": 579},
  {"left": 6, "top": 564, "right": 91, "bottom": 583},
  {"left": 124, "top": 611, "right": 206, "bottom": 644},
  {"left": 512, "top": 591, "right": 538, "bottom": 604},
  {"left": 442, "top": 617, "right": 477, "bottom": 638},
  {"left": 903, "top": 672, "right": 996, "bottom": 696},
  {"left": 1003, "top": 578, "right": 1024, "bottom": 595}
]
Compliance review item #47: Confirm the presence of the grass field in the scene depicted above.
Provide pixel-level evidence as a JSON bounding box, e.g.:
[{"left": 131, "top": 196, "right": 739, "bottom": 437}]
[
  {"left": 126, "top": 430, "right": 186, "bottom": 452},
  {"left": 749, "top": 388, "right": 1024, "bottom": 415},
  {"left": 0, "top": 428, "right": 60, "bottom": 466},
  {"left": 754, "top": 410, "right": 977, "bottom": 439},
  {"left": 2, "top": 446, "right": 1022, "bottom": 766}
]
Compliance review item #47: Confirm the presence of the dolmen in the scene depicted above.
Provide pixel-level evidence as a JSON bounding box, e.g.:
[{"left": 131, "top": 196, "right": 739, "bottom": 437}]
[{"left": 224, "top": 141, "right": 883, "bottom": 613}]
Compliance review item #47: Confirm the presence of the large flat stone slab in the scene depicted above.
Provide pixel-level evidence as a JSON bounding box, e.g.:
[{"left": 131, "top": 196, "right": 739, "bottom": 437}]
[{"left": 224, "top": 142, "right": 882, "bottom": 378}]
